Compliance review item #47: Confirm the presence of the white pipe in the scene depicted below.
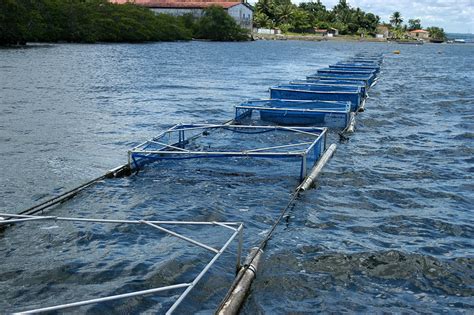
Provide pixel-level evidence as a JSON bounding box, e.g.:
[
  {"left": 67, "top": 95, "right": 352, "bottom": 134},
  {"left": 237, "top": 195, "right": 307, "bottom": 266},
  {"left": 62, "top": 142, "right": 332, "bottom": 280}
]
[
  {"left": 346, "top": 112, "right": 356, "bottom": 133},
  {"left": 216, "top": 247, "right": 264, "bottom": 315},
  {"left": 0, "top": 213, "right": 241, "bottom": 228},
  {"left": 15, "top": 283, "right": 191, "bottom": 314},
  {"left": 298, "top": 144, "right": 337, "bottom": 191}
]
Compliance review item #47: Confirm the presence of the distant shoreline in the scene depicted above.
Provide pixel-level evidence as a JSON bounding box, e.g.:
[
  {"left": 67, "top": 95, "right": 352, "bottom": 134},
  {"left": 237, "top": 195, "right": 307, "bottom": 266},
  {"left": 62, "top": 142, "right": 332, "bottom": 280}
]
[{"left": 252, "top": 33, "right": 388, "bottom": 43}]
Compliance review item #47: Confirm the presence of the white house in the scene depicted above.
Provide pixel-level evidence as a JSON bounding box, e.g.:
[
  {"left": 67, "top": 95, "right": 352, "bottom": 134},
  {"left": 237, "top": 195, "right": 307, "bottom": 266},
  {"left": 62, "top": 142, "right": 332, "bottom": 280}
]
[{"left": 111, "top": 0, "right": 253, "bottom": 30}]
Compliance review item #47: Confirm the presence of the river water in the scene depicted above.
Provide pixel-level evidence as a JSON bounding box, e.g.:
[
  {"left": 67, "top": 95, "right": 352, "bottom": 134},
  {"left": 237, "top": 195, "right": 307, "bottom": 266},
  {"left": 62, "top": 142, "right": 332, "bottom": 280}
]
[{"left": 0, "top": 41, "right": 473, "bottom": 313}]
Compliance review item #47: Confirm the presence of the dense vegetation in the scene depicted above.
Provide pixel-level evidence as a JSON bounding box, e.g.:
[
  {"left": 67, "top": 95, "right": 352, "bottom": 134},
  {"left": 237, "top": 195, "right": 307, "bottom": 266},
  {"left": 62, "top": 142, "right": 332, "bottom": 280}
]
[
  {"left": 191, "top": 6, "right": 249, "bottom": 41},
  {"left": 425, "top": 27, "right": 446, "bottom": 41},
  {"left": 0, "top": 0, "right": 248, "bottom": 45},
  {"left": 388, "top": 11, "right": 446, "bottom": 41},
  {"left": 253, "top": 0, "right": 380, "bottom": 36}
]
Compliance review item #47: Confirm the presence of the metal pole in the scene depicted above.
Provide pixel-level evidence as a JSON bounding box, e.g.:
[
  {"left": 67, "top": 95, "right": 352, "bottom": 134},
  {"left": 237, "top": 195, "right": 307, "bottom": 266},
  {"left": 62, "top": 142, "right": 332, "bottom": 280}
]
[
  {"left": 236, "top": 227, "right": 244, "bottom": 273},
  {"left": 216, "top": 247, "right": 263, "bottom": 315},
  {"left": 141, "top": 220, "right": 219, "bottom": 254},
  {"left": 0, "top": 213, "right": 241, "bottom": 227},
  {"left": 15, "top": 283, "right": 191, "bottom": 314},
  {"left": 345, "top": 112, "right": 356, "bottom": 133},
  {"left": 166, "top": 225, "right": 242, "bottom": 314},
  {"left": 299, "top": 143, "right": 337, "bottom": 191}
]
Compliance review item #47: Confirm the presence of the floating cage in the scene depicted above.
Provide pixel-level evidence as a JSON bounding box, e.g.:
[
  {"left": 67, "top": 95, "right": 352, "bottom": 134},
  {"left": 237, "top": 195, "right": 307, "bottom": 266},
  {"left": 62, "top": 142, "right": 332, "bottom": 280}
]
[
  {"left": 330, "top": 63, "right": 381, "bottom": 73},
  {"left": 307, "top": 73, "right": 377, "bottom": 89},
  {"left": 128, "top": 124, "right": 327, "bottom": 180},
  {"left": 234, "top": 99, "right": 351, "bottom": 129},
  {"left": 0, "top": 212, "right": 243, "bottom": 314},
  {"left": 269, "top": 85, "right": 362, "bottom": 111},
  {"left": 289, "top": 80, "right": 368, "bottom": 98}
]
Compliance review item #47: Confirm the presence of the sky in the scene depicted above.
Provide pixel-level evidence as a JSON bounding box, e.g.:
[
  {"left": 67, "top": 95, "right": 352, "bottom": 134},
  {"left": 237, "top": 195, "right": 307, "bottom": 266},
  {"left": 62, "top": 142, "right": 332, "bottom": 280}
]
[{"left": 252, "top": 0, "right": 474, "bottom": 34}]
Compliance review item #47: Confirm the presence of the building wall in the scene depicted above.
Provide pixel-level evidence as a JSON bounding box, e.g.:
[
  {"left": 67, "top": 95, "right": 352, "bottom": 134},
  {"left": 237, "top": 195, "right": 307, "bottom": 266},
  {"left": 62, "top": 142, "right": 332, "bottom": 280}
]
[
  {"left": 150, "top": 4, "right": 253, "bottom": 30},
  {"left": 411, "top": 32, "right": 429, "bottom": 39},
  {"left": 254, "top": 28, "right": 280, "bottom": 35},
  {"left": 227, "top": 4, "right": 253, "bottom": 30},
  {"left": 150, "top": 8, "right": 203, "bottom": 17}
]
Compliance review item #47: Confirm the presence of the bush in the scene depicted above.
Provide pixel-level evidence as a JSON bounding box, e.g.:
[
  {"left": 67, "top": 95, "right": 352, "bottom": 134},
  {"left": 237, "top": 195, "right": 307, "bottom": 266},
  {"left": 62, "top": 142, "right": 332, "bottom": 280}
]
[
  {"left": 0, "top": 0, "right": 192, "bottom": 45},
  {"left": 195, "top": 6, "right": 249, "bottom": 41}
]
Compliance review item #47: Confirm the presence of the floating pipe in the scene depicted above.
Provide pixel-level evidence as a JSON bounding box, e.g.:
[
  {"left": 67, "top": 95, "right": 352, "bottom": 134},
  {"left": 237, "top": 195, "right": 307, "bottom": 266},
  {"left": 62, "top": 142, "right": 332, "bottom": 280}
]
[
  {"left": 216, "top": 247, "right": 263, "bottom": 315},
  {"left": 298, "top": 143, "right": 337, "bottom": 191},
  {"left": 358, "top": 97, "right": 366, "bottom": 112},
  {"left": 343, "top": 112, "right": 356, "bottom": 134}
]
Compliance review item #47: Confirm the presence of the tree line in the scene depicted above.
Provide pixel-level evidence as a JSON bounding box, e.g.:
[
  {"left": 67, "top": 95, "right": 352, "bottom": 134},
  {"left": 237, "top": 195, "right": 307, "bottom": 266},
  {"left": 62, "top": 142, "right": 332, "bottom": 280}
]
[
  {"left": 0, "top": 0, "right": 248, "bottom": 45},
  {"left": 388, "top": 11, "right": 446, "bottom": 40},
  {"left": 253, "top": 0, "right": 380, "bottom": 35}
]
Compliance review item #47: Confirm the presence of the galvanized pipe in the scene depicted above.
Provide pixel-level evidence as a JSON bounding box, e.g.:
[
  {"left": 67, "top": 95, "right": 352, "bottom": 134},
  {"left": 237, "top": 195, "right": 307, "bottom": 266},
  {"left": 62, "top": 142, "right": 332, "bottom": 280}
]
[
  {"left": 358, "top": 98, "right": 366, "bottom": 112},
  {"left": 299, "top": 144, "right": 337, "bottom": 191},
  {"left": 141, "top": 220, "right": 219, "bottom": 253},
  {"left": 166, "top": 224, "right": 243, "bottom": 314},
  {"left": 345, "top": 112, "right": 356, "bottom": 133},
  {"left": 216, "top": 247, "right": 263, "bottom": 315},
  {"left": 15, "top": 283, "right": 191, "bottom": 314},
  {"left": 0, "top": 213, "right": 241, "bottom": 228}
]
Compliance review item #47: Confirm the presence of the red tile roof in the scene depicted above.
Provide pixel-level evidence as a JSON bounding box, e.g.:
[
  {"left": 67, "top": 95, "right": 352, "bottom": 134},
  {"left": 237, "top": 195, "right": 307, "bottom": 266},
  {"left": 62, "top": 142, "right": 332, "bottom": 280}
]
[
  {"left": 111, "top": 0, "right": 243, "bottom": 9},
  {"left": 410, "top": 29, "right": 429, "bottom": 33}
]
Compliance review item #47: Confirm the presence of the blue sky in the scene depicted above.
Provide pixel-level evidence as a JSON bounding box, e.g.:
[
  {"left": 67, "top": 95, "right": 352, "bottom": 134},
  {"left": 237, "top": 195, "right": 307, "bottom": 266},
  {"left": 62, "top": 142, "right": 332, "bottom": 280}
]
[{"left": 251, "top": 0, "right": 474, "bottom": 34}]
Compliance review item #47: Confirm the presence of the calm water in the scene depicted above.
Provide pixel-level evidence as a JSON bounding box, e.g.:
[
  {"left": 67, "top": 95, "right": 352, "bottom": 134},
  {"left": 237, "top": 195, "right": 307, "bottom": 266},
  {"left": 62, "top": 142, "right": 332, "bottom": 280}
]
[{"left": 0, "top": 41, "right": 473, "bottom": 313}]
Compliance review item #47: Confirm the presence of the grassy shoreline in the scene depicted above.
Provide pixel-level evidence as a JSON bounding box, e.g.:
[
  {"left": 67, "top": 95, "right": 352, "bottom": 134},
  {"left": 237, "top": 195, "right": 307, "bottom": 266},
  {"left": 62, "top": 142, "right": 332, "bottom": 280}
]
[{"left": 252, "top": 33, "right": 387, "bottom": 42}]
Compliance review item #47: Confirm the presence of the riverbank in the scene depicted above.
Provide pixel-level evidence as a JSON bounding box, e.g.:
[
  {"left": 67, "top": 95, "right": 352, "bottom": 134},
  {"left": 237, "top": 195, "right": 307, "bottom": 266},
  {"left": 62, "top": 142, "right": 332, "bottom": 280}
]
[
  {"left": 0, "top": 0, "right": 248, "bottom": 45},
  {"left": 252, "top": 33, "right": 387, "bottom": 42}
]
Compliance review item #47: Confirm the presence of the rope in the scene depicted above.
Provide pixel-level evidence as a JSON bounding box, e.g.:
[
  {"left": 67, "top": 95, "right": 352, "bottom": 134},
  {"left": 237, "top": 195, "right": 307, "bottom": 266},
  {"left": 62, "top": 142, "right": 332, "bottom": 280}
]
[
  {"left": 215, "top": 182, "right": 304, "bottom": 313},
  {"left": 17, "top": 171, "right": 118, "bottom": 216}
]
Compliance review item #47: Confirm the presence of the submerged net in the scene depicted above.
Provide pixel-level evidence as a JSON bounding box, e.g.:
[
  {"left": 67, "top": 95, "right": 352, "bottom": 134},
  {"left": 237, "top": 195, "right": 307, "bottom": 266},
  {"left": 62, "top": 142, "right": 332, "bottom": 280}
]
[{"left": 129, "top": 124, "right": 327, "bottom": 180}]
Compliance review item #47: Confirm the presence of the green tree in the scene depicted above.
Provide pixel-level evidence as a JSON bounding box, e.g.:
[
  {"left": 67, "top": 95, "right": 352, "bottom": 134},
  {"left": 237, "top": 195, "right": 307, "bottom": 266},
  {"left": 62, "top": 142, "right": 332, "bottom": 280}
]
[
  {"left": 196, "top": 5, "right": 248, "bottom": 41},
  {"left": 0, "top": 0, "right": 29, "bottom": 44},
  {"left": 255, "top": 0, "right": 276, "bottom": 21},
  {"left": 390, "top": 11, "right": 403, "bottom": 28},
  {"left": 275, "top": 3, "right": 296, "bottom": 25},
  {"left": 408, "top": 18, "right": 421, "bottom": 30},
  {"left": 253, "top": 11, "right": 273, "bottom": 28},
  {"left": 1, "top": 0, "right": 198, "bottom": 45},
  {"left": 298, "top": 0, "right": 329, "bottom": 26},
  {"left": 291, "top": 8, "right": 311, "bottom": 32},
  {"left": 426, "top": 26, "right": 446, "bottom": 40}
]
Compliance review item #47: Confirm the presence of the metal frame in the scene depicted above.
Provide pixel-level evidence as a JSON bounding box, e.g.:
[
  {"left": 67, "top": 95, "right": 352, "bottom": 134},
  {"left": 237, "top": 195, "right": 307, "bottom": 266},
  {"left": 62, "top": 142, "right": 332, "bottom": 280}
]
[
  {"left": 128, "top": 124, "right": 327, "bottom": 180},
  {"left": 234, "top": 105, "right": 350, "bottom": 129},
  {"left": 0, "top": 213, "right": 244, "bottom": 315}
]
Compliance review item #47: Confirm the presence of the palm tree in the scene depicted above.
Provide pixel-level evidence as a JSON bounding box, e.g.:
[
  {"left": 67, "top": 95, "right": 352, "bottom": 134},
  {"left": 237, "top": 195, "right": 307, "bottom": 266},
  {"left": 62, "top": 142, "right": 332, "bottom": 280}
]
[
  {"left": 390, "top": 11, "right": 403, "bottom": 28},
  {"left": 275, "top": 3, "right": 295, "bottom": 25}
]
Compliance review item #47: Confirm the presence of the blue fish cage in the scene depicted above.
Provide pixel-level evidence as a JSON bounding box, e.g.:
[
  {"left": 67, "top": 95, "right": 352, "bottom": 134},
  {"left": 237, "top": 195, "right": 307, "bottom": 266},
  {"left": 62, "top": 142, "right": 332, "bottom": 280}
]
[
  {"left": 317, "top": 68, "right": 377, "bottom": 76},
  {"left": 307, "top": 73, "right": 376, "bottom": 88},
  {"left": 234, "top": 99, "right": 351, "bottom": 128},
  {"left": 269, "top": 85, "right": 362, "bottom": 111},
  {"left": 290, "top": 79, "right": 368, "bottom": 97},
  {"left": 128, "top": 124, "right": 328, "bottom": 180},
  {"left": 330, "top": 63, "right": 381, "bottom": 73},
  {"left": 345, "top": 58, "right": 382, "bottom": 65}
]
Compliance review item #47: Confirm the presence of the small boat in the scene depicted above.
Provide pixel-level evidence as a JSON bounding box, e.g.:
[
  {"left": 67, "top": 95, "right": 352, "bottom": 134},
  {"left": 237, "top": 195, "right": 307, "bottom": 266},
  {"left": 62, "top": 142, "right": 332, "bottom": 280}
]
[
  {"left": 235, "top": 99, "right": 351, "bottom": 128},
  {"left": 454, "top": 39, "right": 466, "bottom": 43},
  {"left": 269, "top": 84, "right": 362, "bottom": 111}
]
